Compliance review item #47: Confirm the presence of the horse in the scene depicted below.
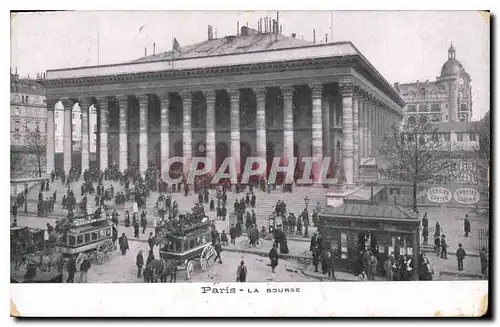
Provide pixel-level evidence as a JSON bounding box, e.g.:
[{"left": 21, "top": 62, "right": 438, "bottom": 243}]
[
  {"left": 143, "top": 259, "right": 177, "bottom": 283},
  {"left": 27, "top": 251, "right": 64, "bottom": 273}
]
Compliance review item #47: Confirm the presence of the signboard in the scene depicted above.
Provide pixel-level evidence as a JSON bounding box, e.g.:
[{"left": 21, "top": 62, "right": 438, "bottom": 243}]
[
  {"left": 426, "top": 187, "right": 452, "bottom": 204},
  {"left": 453, "top": 188, "right": 480, "bottom": 204}
]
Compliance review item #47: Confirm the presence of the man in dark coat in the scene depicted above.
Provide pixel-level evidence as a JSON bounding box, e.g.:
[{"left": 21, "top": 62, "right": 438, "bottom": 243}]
[
  {"left": 440, "top": 235, "right": 448, "bottom": 259},
  {"left": 229, "top": 224, "right": 237, "bottom": 245},
  {"left": 148, "top": 232, "right": 155, "bottom": 252},
  {"left": 214, "top": 242, "right": 223, "bottom": 264},
  {"left": 456, "top": 243, "right": 466, "bottom": 271},
  {"left": 221, "top": 230, "right": 228, "bottom": 246},
  {"left": 141, "top": 213, "right": 148, "bottom": 234},
  {"left": 236, "top": 260, "right": 247, "bottom": 282},
  {"left": 146, "top": 250, "right": 155, "bottom": 266},
  {"left": 479, "top": 247, "right": 488, "bottom": 277},
  {"left": 464, "top": 215, "right": 471, "bottom": 237},
  {"left": 269, "top": 244, "right": 279, "bottom": 273},
  {"left": 11, "top": 203, "right": 17, "bottom": 220},
  {"left": 221, "top": 205, "right": 227, "bottom": 221},
  {"left": 67, "top": 255, "right": 77, "bottom": 283},
  {"left": 119, "top": 233, "right": 129, "bottom": 255},
  {"left": 136, "top": 250, "right": 144, "bottom": 278}
]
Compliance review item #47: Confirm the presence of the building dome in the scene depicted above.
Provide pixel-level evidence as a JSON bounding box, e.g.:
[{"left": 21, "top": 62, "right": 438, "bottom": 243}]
[
  {"left": 440, "top": 43, "right": 464, "bottom": 76},
  {"left": 441, "top": 58, "right": 464, "bottom": 76}
]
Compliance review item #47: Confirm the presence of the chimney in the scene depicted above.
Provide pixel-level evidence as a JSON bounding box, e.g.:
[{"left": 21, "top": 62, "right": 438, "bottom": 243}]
[
  {"left": 208, "top": 25, "right": 212, "bottom": 40},
  {"left": 280, "top": 25, "right": 282, "bottom": 35},
  {"left": 264, "top": 17, "right": 267, "bottom": 33},
  {"left": 269, "top": 19, "right": 272, "bottom": 34},
  {"left": 246, "top": 21, "right": 248, "bottom": 27},
  {"left": 153, "top": 42, "right": 156, "bottom": 55},
  {"left": 215, "top": 28, "right": 217, "bottom": 38},
  {"left": 276, "top": 11, "right": 279, "bottom": 34},
  {"left": 237, "top": 21, "right": 239, "bottom": 36},
  {"left": 313, "top": 29, "right": 316, "bottom": 43},
  {"left": 260, "top": 18, "right": 263, "bottom": 33},
  {"left": 43, "top": 72, "right": 46, "bottom": 79},
  {"left": 272, "top": 19, "right": 276, "bottom": 33},
  {"left": 144, "top": 47, "right": 147, "bottom": 56},
  {"left": 325, "top": 34, "right": 328, "bottom": 43},
  {"left": 291, "top": 33, "right": 296, "bottom": 38}
]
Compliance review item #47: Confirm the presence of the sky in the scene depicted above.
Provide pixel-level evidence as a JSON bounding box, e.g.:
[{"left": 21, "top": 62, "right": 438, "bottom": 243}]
[{"left": 10, "top": 10, "right": 490, "bottom": 120}]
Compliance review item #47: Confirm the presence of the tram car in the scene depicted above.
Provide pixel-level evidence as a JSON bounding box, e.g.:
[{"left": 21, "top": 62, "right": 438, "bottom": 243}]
[{"left": 155, "top": 220, "right": 217, "bottom": 280}]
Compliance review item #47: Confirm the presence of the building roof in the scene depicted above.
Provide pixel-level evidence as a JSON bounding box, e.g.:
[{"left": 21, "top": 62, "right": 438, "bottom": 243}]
[
  {"left": 129, "top": 28, "right": 313, "bottom": 63},
  {"left": 320, "top": 203, "right": 417, "bottom": 221},
  {"left": 441, "top": 58, "right": 464, "bottom": 76},
  {"left": 10, "top": 73, "right": 45, "bottom": 96}
]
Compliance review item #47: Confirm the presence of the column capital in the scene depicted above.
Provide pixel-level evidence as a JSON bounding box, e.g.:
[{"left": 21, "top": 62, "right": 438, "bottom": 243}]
[
  {"left": 339, "top": 81, "right": 355, "bottom": 96},
  {"left": 78, "top": 97, "right": 93, "bottom": 107},
  {"left": 60, "top": 98, "right": 74, "bottom": 110},
  {"left": 115, "top": 94, "right": 129, "bottom": 104},
  {"left": 136, "top": 94, "right": 149, "bottom": 105},
  {"left": 180, "top": 91, "right": 192, "bottom": 103},
  {"left": 227, "top": 88, "right": 240, "bottom": 102},
  {"left": 95, "top": 96, "right": 109, "bottom": 107},
  {"left": 202, "top": 90, "right": 216, "bottom": 103},
  {"left": 158, "top": 92, "right": 170, "bottom": 102},
  {"left": 308, "top": 83, "right": 323, "bottom": 98},
  {"left": 45, "top": 98, "right": 59, "bottom": 110},
  {"left": 254, "top": 87, "right": 267, "bottom": 100},
  {"left": 280, "top": 85, "right": 294, "bottom": 100}
]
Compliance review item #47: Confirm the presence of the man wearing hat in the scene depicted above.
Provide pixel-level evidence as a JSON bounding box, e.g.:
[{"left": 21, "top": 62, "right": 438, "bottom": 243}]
[
  {"left": 136, "top": 250, "right": 144, "bottom": 278},
  {"left": 456, "top": 243, "right": 466, "bottom": 271}
]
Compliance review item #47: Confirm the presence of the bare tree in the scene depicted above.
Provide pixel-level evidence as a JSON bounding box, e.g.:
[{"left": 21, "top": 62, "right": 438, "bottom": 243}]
[
  {"left": 474, "top": 111, "right": 490, "bottom": 182},
  {"left": 379, "top": 121, "right": 459, "bottom": 211},
  {"left": 24, "top": 128, "right": 47, "bottom": 178}
]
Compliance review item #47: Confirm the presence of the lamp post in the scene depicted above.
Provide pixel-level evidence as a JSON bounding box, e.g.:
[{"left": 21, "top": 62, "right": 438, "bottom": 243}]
[{"left": 304, "top": 196, "right": 310, "bottom": 237}]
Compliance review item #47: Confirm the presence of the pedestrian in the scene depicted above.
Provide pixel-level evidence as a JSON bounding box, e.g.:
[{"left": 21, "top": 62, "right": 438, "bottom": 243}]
[
  {"left": 79, "top": 255, "right": 91, "bottom": 283},
  {"left": 141, "top": 214, "right": 148, "bottom": 235},
  {"left": 456, "top": 243, "right": 466, "bottom": 271},
  {"left": 368, "top": 253, "right": 378, "bottom": 281},
  {"left": 146, "top": 250, "right": 155, "bottom": 266},
  {"left": 214, "top": 242, "right": 223, "bottom": 264},
  {"left": 269, "top": 244, "right": 279, "bottom": 273},
  {"left": 236, "top": 260, "right": 247, "bottom": 282},
  {"left": 136, "top": 250, "right": 144, "bottom": 278},
  {"left": 434, "top": 234, "right": 441, "bottom": 256},
  {"left": 67, "top": 255, "right": 77, "bottom": 283},
  {"left": 229, "top": 224, "right": 237, "bottom": 245},
  {"left": 422, "top": 225, "right": 429, "bottom": 245},
  {"left": 148, "top": 232, "right": 155, "bottom": 252},
  {"left": 119, "top": 233, "right": 129, "bottom": 255},
  {"left": 11, "top": 218, "right": 18, "bottom": 227},
  {"left": 440, "top": 235, "right": 448, "bottom": 259},
  {"left": 464, "top": 215, "right": 471, "bottom": 237},
  {"left": 479, "top": 247, "right": 488, "bottom": 277},
  {"left": 133, "top": 219, "right": 140, "bottom": 238},
  {"left": 221, "top": 230, "right": 228, "bottom": 246},
  {"left": 11, "top": 203, "right": 17, "bottom": 220}
]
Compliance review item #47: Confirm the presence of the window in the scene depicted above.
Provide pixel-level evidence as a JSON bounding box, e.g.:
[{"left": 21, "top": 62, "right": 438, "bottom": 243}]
[
  {"left": 407, "top": 134, "right": 414, "bottom": 142},
  {"left": 25, "top": 96, "right": 29, "bottom": 104},
  {"left": 418, "top": 104, "right": 428, "bottom": 112},
  {"left": 407, "top": 116, "right": 416, "bottom": 125},
  {"left": 431, "top": 104, "right": 440, "bottom": 112},
  {"left": 457, "top": 133, "right": 464, "bottom": 142},
  {"left": 105, "top": 228, "right": 111, "bottom": 236},
  {"left": 406, "top": 105, "right": 416, "bottom": 113},
  {"left": 100, "top": 229, "right": 106, "bottom": 238},
  {"left": 470, "top": 133, "right": 477, "bottom": 141},
  {"left": 92, "top": 232, "right": 98, "bottom": 241},
  {"left": 77, "top": 235, "right": 84, "bottom": 244},
  {"left": 84, "top": 233, "right": 90, "bottom": 243},
  {"left": 69, "top": 235, "right": 76, "bottom": 246},
  {"left": 14, "top": 120, "right": 20, "bottom": 132},
  {"left": 460, "top": 103, "right": 467, "bottom": 111},
  {"left": 444, "top": 133, "right": 451, "bottom": 141}
]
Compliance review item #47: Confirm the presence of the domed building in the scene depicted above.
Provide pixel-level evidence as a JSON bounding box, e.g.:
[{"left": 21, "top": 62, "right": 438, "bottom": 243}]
[{"left": 394, "top": 43, "right": 473, "bottom": 124}]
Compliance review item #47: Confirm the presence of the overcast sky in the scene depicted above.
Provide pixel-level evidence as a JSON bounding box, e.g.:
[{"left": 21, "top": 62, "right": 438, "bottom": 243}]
[{"left": 10, "top": 10, "right": 489, "bottom": 120}]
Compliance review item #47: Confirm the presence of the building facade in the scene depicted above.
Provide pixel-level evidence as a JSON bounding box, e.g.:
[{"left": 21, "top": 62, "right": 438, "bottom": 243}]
[
  {"left": 39, "top": 26, "right": 405, "bottom": 184},
  {"left": 394, "top": 44, "right": 473, "bottom": 125},
  {"left": 10, "top": 72, "right": 47, "bottom": 149}
]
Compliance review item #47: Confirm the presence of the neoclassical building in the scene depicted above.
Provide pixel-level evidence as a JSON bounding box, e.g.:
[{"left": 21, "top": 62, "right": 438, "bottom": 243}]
[{"left": 39, "top": 26, "right": 405, "bottom": 186}]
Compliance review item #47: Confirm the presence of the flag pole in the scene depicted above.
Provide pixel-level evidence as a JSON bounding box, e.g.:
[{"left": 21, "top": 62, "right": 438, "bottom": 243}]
[{"left": 97, "top": 28, "right": 100, "bottom": 65}]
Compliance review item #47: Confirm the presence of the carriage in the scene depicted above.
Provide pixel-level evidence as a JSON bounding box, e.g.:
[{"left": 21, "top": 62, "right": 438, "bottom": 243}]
[
  {"left": 52, "top": 213, "right": 117, "bottom": 270},
  {"left": 155, "top": 221, "right": 217, "bottom": 280}
]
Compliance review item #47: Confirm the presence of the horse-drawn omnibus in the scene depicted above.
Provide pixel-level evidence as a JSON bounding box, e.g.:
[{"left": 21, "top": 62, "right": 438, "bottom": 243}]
[
  {"left": 152, "top": 220, "right": 217, "bottom": 281},
  {"left": 10, "top": 213, "right": 117, "bottom": 283}
]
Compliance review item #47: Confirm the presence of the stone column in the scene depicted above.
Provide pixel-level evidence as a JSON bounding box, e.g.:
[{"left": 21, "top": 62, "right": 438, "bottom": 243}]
[
  {"left": 79, "top": 97, "right": 91, "bottom": 172},
  {"left": 340, "top": 81, "right": 354, "bottom": 186},
  {"left": 254, "top": 87, "right": 267, "bottom": 161},
  {"left": 180, "top": 91, "right": 192, "bottom": 175},
  {"left": 364, "top": 96, "right": 370, "bottom": 158},
  {"left": 159, "top": 93, "right": 170, "bottom": 177},
  {"left": 61, "top": 98, "right": 73, "bottom": 174},
  {"left": 228, "top": 89, "right": 241, "bottom": 175},
  {"left": 116, "top": 95, "right": 128, "bottom": 172},
  {"left": 322, "top": 96, "right": 331, "bottom": 163},
  {"left": 310, "top": 84, "right": 323, "bottom": 181},
  {"left": 281, "top": 86, "right": 295, "bottom": 164},
  {"left": 138, "top": 94, "right": 149, "bottom": 174},
  {"left": 203, "top": 90, "right": 216, "bottom": 173},
  {"left": 353, "top": 88, "right": 360, "bottom": 182},
  {"left": 97, "top": 96, "right": 108, "bottom": 170},
  {"left": 45, "top": 99, "right": 57, "bottom": 175}
]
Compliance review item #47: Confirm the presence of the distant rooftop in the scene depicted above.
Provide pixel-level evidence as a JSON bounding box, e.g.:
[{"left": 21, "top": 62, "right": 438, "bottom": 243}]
[{"left": 320, "top": 203, "right": 417, "bottom": 221}]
